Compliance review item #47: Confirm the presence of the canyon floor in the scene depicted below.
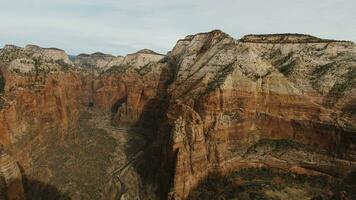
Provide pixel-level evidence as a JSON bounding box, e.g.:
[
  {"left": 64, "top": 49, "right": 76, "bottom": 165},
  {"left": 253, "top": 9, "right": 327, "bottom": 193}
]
[{"left": 22, "top": 109, "right": 157, "bottom": 199}]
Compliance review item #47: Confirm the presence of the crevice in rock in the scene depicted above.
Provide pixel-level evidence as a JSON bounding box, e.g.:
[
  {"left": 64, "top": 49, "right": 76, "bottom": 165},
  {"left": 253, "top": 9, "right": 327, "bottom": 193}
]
[{"left": 111, "top": 95, "right": 128, "bottom": 116}]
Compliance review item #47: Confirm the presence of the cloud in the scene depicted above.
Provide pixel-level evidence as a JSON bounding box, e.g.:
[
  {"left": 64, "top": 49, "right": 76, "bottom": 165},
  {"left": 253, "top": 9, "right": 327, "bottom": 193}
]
[{"left": 0, "top": 0, "right": 355, "bottom": 55}]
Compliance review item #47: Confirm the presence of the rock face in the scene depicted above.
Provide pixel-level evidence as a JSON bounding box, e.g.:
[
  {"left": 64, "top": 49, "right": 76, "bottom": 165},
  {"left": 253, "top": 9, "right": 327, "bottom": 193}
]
[
  {"left": 89, "top": 49, "right": 167, "bottom": 125},
  {"left": 74, "top": 52, "right": 124, "bottom": 72},
  {"left": 159, "top": 30, "right": 356, "bottom": 199},
  {"left": 0, "top": 146, "right": 25, "bottom": 200},
  {"left": 0, "top": 30, "right": 355, "bottom": 199},
  {"left": 0, "top": 45, "right": 91, "bottom": 198},
  {"left": 0, "top": 44, "right": 167, "bottom": 199}
]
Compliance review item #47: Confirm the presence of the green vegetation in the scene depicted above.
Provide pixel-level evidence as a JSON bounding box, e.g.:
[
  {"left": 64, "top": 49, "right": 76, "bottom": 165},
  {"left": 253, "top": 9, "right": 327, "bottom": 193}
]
[
  {"left": 0, "top": 47, "right": 34, "bottom": 64},
  {"left": 342, "top": 103, "right": 356, "bottom": 117},
  {"left": 37, "top": 111, "right": 117, "bottom": 199},
  {"left": 246, "top": 138, "right": 323, "bottom": 155},
  {"left": 326, "top": 68, "right": 356, "bottom": 105},
  {"left": 312, "top": 62, "right": 334, "bottom": 77},
  {"left": 0, "top": 75, "right": 4, "bottom": 93},
  {"left": 278, "top": 60, "right": 296, "bottom": 76},
  {"left": 105, "top": 64, "right": 130, "bottom": 74},
  {"left": 32, "top": 57, "right": 41, "bottom": 81},
  {"left": 240, "top": 33, "right": 351, "bottom": 44},
  {"left": 0, "top": 98, "right": 4, "bottom": 110},
  {"left": 0, "top": 49, "right": 21, "bottom": 63},
  {"left": 188, "top": 167, "right": 356, "bottom": 200},
  {"left": 329, "top": 82, "right": 348, "bottom": 97},
  {"left": 136, "top": 63, "right": 153, "bottom": 76},
  {"left": 12, "top": 68, "right": 21, "bottom": 73},
  {"left": 310, "top": 63, "right": 336, "bottom": 92},
  {"left": 55, "top": 59, "right": 72, "bottom": 71},
  {"left": 203, "top": 62, "right": 235, "bottom": 96}
]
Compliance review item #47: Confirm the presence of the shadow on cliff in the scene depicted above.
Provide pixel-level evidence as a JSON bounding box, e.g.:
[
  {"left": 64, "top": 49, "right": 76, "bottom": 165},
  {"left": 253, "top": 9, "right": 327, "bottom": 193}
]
[
  {"left": 122, "top": 61, "right": 175, "bottom": 199},
  {"left": 18, "top": 164, "right": 71, "bottom": 200},
  {"left": 187, "top": 169, "right": 356, "bottom": 200}
]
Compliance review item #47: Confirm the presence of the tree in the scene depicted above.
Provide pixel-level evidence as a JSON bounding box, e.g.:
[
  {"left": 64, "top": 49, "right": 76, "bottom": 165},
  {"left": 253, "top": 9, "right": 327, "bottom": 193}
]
[{"left": 32, "top": 57, "right": 42, "bottom": 82}]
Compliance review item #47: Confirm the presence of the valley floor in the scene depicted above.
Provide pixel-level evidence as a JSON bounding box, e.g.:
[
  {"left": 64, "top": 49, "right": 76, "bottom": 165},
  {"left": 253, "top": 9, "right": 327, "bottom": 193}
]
[{"left": 23, "top": 109, "right": 156, "bottom": 199}]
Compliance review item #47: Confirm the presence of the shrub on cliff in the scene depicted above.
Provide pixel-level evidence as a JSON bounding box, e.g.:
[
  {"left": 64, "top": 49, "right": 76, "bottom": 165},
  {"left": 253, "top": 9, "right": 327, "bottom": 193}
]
[{"left": 0, "top": 76, "right": 4, "bottom": 93}]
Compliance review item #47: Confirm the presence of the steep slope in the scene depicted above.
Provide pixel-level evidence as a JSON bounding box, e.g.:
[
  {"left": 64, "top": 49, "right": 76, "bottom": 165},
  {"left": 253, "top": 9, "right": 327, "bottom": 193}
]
[
  {"left": 89, "top": 49, "right": 168, "bottom": 126},
  {"left": 0, "top": 44, "right": 92, "bottom": 198},
  {"left": 0, "top": 146, "right": 25, "bottom": 200},
  {"left": 156, "top": 30, "right": 356, "bottom": 199},
  {"left": 0, "top": 44, "right": 169, "bottom": 199}
]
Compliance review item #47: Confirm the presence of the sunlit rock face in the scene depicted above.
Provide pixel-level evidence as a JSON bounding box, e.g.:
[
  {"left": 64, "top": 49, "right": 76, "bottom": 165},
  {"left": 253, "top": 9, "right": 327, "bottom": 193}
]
[
  {"left": 0, "top": 44, "right": 169, "bottom": 198},
  {"left": 0, "top": 45, "right": 84, "bottom": 147},
  {"left": 74, "top": 49, "right": 164, "bottom": 72},
  {"left": 157, "top": 30, "right": 356, "bottom": 199},
  {"left": 0, "top": 30, "right": 355, "bottom": 199},
  {"left": 0, "top": 45, "right": 91, "bottom": 198},
  {"left": 74, "top": 52, "right": 124, "bottom": 72},
  {"left": 89, "top": 49, "right": 167, "bottom": 125}
]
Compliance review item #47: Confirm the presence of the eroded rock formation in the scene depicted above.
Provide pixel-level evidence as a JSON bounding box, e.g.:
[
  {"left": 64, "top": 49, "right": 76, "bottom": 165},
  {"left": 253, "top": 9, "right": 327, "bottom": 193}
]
[
  {"left": 159, "top": 30, "right": 356, "bottom": 199},
  {"left": 0, "top": 30, "right": 355, "bottom": 199}
]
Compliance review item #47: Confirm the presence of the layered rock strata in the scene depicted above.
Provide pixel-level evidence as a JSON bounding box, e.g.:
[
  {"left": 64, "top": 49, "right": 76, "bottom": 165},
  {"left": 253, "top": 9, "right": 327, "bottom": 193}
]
[
  {"left": 0, "top": 146, "right": 25, "bottom": 200},
  {"left": 157, "top": 30, "right": 356, "bottom": 199}
]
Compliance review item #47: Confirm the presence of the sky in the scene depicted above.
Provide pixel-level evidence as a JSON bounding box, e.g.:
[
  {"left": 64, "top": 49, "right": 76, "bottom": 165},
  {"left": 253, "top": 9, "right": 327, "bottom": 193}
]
[{"left": 0, "top": 0, "right": 355, "bottom": 55}]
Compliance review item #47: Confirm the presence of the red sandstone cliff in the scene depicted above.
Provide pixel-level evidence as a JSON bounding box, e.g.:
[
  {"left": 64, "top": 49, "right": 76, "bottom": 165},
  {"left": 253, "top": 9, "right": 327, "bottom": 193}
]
[
  {"left": 0, "top": 30, "right": 355, "bottom": 199},
  {"left": 158, "top": 30, "right": 356, "bottom": 199}
]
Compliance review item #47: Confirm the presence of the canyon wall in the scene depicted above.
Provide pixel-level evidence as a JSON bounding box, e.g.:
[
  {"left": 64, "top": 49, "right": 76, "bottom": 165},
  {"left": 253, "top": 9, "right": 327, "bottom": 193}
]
[
  {"left": 157, "top": 31, "right": 356, "bottom": 199},
  {"left": 0, "top": 146, "right": 24, "bottom": 200},
  {"left": 0, "top": 45, "right": 91, "bottom": 198},
  {"left": 0, "top": 44, "right": 170, "bottom": 198}
]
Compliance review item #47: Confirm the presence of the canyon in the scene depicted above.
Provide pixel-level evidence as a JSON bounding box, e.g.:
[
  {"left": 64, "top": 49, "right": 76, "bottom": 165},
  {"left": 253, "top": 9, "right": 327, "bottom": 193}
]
[{"left": 0, "top": 30, "right": 355, "bottom": 200}]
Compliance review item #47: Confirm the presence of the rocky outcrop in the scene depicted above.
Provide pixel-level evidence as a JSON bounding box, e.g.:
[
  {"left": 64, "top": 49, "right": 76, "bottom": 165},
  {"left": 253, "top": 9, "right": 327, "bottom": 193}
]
[
  {"left": 74, "top": 52, "right": 124, "bottom": 71},
  {"left": 0, "top": 45, "right": 93, "bottom": 198},
  {"left": 24, "top": 45, "right": 71, "bottom": 64},
  {"left": 239, "top": 33, "right": 350, "bottom": 43},
  {"left": 0, "top": 44, "right": 168, "bottom": 199},
  {"left": 157, "top": 30, "right": 356, "bottom": 199},
  {"left": 74, "top": 49, "right": 164, "bottom": 73},
  {"left": 0, "top": 146, "right": 25, "bottom": 200},
  {"left": 91, "top": 50, "right": 167, "bottom": 125}
]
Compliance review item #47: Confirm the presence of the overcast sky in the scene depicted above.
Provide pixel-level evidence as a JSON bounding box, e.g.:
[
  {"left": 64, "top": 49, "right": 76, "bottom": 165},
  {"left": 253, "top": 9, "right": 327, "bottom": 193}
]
[{"left": 0, "top": 0, "right": 355, "bottom": 55}]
